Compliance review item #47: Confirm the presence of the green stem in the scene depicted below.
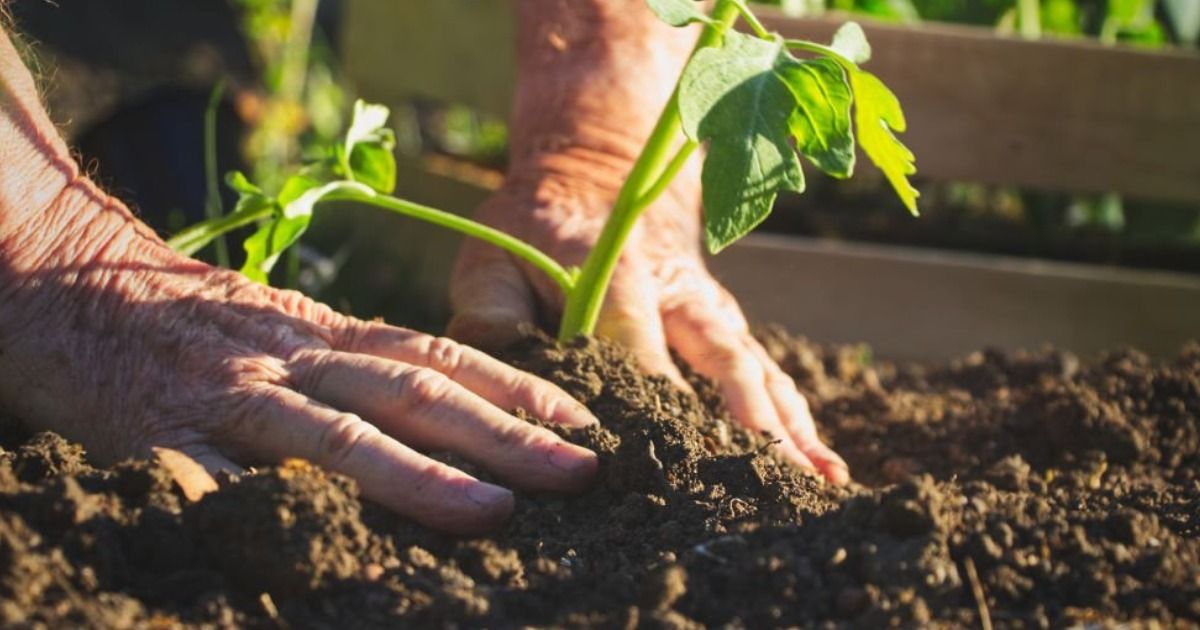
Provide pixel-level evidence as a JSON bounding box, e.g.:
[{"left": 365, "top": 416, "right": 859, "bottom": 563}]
[
  {"left": 732, "top": 0, "right": 772, "bottom": 39},
  {"left": 204, "top": 81, "right": 230, "bottom": 268},
  {"left": 785, "top": 39, "right": 856, "bottom": 70},
  {"left": 631, "top": 141, "right": 698, "bottom": 214},
  {"left": 167, "top": 203, "right": 274, "bottom": 255},
  {"left": 335, "top": 189, "right": 577, "bottom": 293},
  {"left": 557, "top": 0, "right": 740, "bottom": 341}
]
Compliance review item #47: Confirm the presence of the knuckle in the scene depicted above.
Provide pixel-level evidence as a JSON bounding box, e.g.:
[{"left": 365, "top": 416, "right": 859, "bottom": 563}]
[
  {"left": 314, "top": 413, "right": 378, "bottom": 468},
  {"left": 708, "top": 341, "right": 756, "bottom": 375},
  {"left": 423, "top": 336, "right": 465, "bottom": 378},
  {"left": 394, "top": 367, "right": 454, "bottom": 418},
  {"left": 490, "top": 418, "right": 535, "bottom": 450},
  {"left": 288, "top": 348, "right": 332, "bottom": 395},
  {"left": 331, "top": 317, "right": 372, "bottom": 353}
]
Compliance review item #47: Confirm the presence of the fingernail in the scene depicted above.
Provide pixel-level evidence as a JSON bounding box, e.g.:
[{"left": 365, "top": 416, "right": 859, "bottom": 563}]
[
  {"left": 548, "top": 445, "right": 598, "bottom": 476},
  {"left": 464, "top": 481, "right": 512, "bottom": 507},
  {"left": 827, "top": 463, "right": 851, "bottom": 486},
  {"left": 557, "top": 402, "right": 599, "bottom": 428}
]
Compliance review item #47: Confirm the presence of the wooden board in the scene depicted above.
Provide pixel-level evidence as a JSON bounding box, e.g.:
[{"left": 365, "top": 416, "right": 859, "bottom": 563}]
[
  {"left": 710, "top": 233, "right": 1200, "bottom": 361},
  {"left": 343, "top": 1, "right": 1200, "bottom": 202}
]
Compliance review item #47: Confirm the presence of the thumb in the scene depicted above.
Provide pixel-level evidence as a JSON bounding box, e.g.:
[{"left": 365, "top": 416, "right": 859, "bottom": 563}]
[
  {"left": 447, "top": 239, "right": 538, "bottom": 352},
  {"left": 595, "top": 268, "right": 691, "bottom": 391}
]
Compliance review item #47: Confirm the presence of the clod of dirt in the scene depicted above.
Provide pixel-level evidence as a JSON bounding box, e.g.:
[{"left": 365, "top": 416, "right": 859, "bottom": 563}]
[{"left": 186, "top": 459, "right": 373, "bottom": 596}]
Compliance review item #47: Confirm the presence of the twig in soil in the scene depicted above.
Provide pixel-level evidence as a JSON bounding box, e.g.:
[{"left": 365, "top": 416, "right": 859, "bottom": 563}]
[
  {"left": 963, "top": 557, "right": 993, "bottom": 630},
  {"left": 647, "top": 439, "right": 665, "bottom": 471},
  {"left": 259, "top": 592, "right": 289, "bottom": 629},
  {"left": 756, "top": 438, "right": 784, "bottom": 455}
]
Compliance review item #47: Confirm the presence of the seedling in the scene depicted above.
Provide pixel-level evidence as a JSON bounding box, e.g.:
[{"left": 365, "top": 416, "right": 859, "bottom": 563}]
[{"left": 170, "top": 0, "right": 917, "bottom": 341}]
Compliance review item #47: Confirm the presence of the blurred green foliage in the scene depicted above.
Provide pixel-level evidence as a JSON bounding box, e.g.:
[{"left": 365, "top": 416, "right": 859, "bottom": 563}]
[{"left": 752, "top": 0, "right": 1193, "bottom": 46}]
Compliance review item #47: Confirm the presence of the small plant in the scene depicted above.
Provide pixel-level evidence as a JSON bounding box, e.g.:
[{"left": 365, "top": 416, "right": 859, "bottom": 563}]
[{"left": 170, "top": 0, "right": 917, "bottom": 341}]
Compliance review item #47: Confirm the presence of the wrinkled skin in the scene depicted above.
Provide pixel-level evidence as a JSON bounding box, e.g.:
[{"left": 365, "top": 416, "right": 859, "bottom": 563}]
[
  {"left": 449, "top": 0, "right": 848, "bottom": 482},
  {"left": 0, "top": 29, "right": 597, "bottom": 535}
]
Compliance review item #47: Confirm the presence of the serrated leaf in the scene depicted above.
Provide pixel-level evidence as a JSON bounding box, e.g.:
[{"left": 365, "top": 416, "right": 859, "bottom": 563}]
[
  {"left": 680, "top": 32, "right": 809, "bottom": 253},
  {"left": 850, "top": 70, "right": 919, "bottom": 214},
  {"left": 831, "top": 22, "right": 871, "bottom": 64},
  {"left": 645, "top": 0, "right": 713, "bottom": 26},
  {"left": 779, "top": 58, "right": 856, "bottom": 178}
]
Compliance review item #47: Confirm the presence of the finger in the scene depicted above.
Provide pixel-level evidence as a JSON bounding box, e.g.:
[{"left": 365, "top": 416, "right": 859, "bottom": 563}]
[
  {"left": 447, "top": 239, "right": 537, "bottom": 352},
  {"left": 663, "top": 302, "right": 818, "bottom": 472},
  {"left": 339, "top": 324, "right": 596, "bottom": 429},
  {"left": 291, "top": 351, "right": 597, "bottom": 493},
  {"left": 749, "top": 341, "right": 851, "bottom": 485},
  {"left": 596, "top": 269, "right": 690, "bottom": 390},
  {"left": 231, "top": 385, "right": 514, "bottom": 534}
]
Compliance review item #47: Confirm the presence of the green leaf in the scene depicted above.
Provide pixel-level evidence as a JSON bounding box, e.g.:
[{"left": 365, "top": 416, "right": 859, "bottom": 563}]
[
  {"left": 780, "top": 58, "right": 856, "bottom": 178},
  {"left": 680, "top": 32, "right": 807, "bottom": 253},
  {"left": 239, "top": 180, "right": 348, "bottom": 283},
  {"left": 849, "top": 69, "right": 919, "bottom": 214},
  {"left": 225, "top": 170, "right": 263, "bottom": 196},
  {"left": 645, "top": 0, "right": 713, "bottom": 26},
  {"left": 240, "top": 213, "right": 309, "bottom": 284},
  {"left": 277, "top": 173, "right": 323, "bottom": 208},
  {"left": 830, "top": 22, "right": 871, "bottom": 64},
  {"left": 341, "top": 100, "right": 397, "bottom": 191},
  {"left": 349, "top": 136, "right": 397, "bottom": 193}
]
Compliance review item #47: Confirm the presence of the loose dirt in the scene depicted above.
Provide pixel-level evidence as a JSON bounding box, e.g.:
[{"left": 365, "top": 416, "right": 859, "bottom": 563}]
[{"left": 1, "top": 329, "right": 1196, "bottom": 628}]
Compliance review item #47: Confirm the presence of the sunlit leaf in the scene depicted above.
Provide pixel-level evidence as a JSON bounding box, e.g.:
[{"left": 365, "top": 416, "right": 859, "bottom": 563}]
[
  {"left": 680, "top": 32, "right": 807, "bottom": 253},
  {"left": 830, "top": 22, "right": 871, "bottom": 63},
  {"left": 780, "top": 58, "right": 856, "bottom": 178},
  {"left": 850, "top": 69, "right": 919, "bottom": 214},
  {"left": 645, "top": 0, "right": 713, "bottom": 26}
]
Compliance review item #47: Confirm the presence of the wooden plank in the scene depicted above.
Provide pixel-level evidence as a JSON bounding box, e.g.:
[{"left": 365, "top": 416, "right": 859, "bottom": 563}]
[
  {"left": 762, "top": 11, "right": 1200, "bottom": 203},
  {"left": 343, "top": 2, "right": 1200, "bottom": 201},
  {"left": 710, "top": 233, "right": 1200, "bottom": 361}
]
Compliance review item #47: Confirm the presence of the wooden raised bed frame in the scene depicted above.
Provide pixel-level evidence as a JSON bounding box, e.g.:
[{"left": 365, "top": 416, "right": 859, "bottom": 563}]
[{"left": 339, "top": 1, "right": 1200, "bottom": 361}]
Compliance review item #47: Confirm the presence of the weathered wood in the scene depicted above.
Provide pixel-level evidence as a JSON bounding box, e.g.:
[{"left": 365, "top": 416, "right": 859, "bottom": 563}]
[
  {"left": 343, "top": 1, "right": 1200, "bottom": 201},
  {"left": 710, "top": 233, "right": 1200, "bottom": 361}
]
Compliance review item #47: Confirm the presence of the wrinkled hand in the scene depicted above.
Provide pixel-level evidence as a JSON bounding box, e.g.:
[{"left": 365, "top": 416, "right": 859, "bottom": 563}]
[
  {"left": 0, "top": 179, "right": 598, "bottom": 535},
  {"left": 448, "top": 170, "right": 849, "bottom": 484}
]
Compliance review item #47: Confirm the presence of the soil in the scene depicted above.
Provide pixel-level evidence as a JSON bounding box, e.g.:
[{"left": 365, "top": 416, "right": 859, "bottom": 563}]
[{"left": 0, "top": 329, "right": 1197, "bottom": 628}]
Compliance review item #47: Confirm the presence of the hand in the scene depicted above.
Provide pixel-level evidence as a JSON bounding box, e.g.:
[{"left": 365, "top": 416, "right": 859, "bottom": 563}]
[
  {"left": 447, "top": 0, "right": 848, "bottom": 484},
  {"left": 448, "top": 171, "right": 849, "bottom": 485},
  {"left": 0, "top": 177, "right": 599, "bottom": 535}
]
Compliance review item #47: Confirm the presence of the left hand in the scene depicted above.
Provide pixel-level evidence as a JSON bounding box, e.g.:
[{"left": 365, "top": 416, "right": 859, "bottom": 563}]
[{"left": 448, "top": 166, "right": 849, "bottom": 485}]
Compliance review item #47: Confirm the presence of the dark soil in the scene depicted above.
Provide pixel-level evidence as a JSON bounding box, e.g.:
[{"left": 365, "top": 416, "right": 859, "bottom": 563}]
[{"left": 1, "top": 329, "right": 1197, "bottom": 628}]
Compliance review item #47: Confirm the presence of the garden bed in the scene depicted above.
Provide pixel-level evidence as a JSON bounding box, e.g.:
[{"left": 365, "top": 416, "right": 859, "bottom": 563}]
[{"left": 0, "top": 328, "right": 1196, "bottom": 627}]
